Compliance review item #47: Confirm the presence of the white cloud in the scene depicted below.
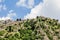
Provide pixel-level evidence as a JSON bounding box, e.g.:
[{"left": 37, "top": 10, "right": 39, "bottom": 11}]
[
  {"left": 16, "top": 0, "right": 34, "bottom": 8},
  {"left": 3, "top": 5, "right": 7, "bottom": 10},
  {"left": 27, "top": 0, "right": 34, "bottom": 8},
  {"left": 0, "top": 0, "right": 7, "bottom": 11},
  {"left": 7, "top": 10, "right": 16, "bottom": 18},
  {"left": 24, "top": 0, "right": 60, "bottom": 20},
  {"left": 0, "top": 0, "right": 4, "bottom": 2},
  {"left": 0, "top": 5, "right": 2, "bottom": 11},
  {"left": 0, "top": 0, "right": 2, "bottom": 2},
  {"left": 0, "top": 4, "right": 7, "bottom": 11},
  {"left": 16, "top": 0, "right": 26, "bottom": 7},
  {"left": 0, "top": 17, "right": 11, "bottom": 21},
  {"left": 24, "top": 3, "right": 43, "bottom": 19},
  {"left": 0, "top": 10, "right": 16, "bottom": 21}
]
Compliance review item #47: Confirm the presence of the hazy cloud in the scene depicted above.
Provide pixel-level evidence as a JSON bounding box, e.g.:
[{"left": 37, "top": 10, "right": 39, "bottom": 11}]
[
  {"left": 16, "top": 0, "right": 34, "bottom": 8},
  {"left": 24, "top": 0, "right": 60, "bottom": 20},
  {"left": 0, "top": 4, "right": 7, "bottom": 11},
  {"left": 0, "top": 10, "right": 16, "bottom": 20},
  {"left": 0, "top": 0, "right": 4, "bottom": 3}
]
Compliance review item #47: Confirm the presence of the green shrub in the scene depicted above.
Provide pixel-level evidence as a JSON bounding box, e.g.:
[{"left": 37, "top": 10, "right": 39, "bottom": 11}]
[{"left": 0, "top": 30, "right": 6, "bottom": 36}]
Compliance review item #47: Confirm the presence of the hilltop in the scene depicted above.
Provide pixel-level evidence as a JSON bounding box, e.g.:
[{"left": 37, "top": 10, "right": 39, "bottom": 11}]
[{"left": 0, "top": 16, "right": 60, "bottom": 40}]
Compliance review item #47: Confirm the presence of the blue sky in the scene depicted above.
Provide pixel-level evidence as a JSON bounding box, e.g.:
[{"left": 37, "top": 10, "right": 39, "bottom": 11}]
[
  {"left": 0, "top": 0, "right": 60, "bottom": 21},
  {"left": 0, "top": 0, "right": 42, "bottom": 20}
]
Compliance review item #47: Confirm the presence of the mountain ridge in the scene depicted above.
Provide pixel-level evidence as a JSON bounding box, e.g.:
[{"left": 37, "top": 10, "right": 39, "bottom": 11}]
[{"left": 0, "top": 16, "right": 60, "bottom": 40}]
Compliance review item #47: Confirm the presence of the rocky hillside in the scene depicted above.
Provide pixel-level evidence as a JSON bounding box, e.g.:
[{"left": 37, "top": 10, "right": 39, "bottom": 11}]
[{"left": 0, "top": 16, "right": 60, "bottom": 40}]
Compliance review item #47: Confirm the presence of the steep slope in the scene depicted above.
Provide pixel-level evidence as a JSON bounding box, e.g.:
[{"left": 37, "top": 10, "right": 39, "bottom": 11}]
[{"left": 0, "top": 16, "right": 60, "bottom": 40}]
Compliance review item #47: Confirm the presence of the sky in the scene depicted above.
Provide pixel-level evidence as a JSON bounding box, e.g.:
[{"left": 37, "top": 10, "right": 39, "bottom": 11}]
[{"left": 0, "top": 0, "right": 60, "bottom": 21}]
